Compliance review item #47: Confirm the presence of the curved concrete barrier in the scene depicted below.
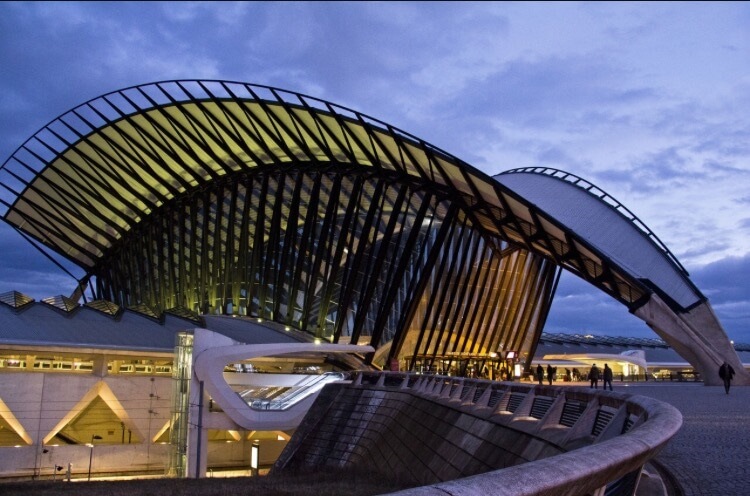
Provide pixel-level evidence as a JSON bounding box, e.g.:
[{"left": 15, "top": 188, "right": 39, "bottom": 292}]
[
  {"left": 274, "top": 372, "right": 682, "bottom": 496},
  {"left": 192, "top": 334, "right": 374, "bottom": 430}
]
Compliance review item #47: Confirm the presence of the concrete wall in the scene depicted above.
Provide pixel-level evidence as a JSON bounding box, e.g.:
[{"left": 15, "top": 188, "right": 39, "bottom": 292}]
[
  {"left": 0, "top": 367, "right": 683, "bottom": 494},
  {"left": 276, "top": 386, "right": 564, "bottom": 485},
  {"left": 0, "top": 370, "right": 283, "bottom": 479},
  {"left": 635, "top": 295, "right": 750, "bottom": 386},
  {"left": 274, "top": 373, "right": 683, "bottom": 496},
  {"left": 0, "top": 372, "right": 173, "bottom": 478}
]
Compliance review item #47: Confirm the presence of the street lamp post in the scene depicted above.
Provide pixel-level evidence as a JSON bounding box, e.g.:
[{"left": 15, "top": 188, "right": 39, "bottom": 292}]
[
  {"left": 36, "top": 447, "right": 49, "bottom": 480},
  {"left": 87, "top": 435, "right": 102, "bottom": 481}
]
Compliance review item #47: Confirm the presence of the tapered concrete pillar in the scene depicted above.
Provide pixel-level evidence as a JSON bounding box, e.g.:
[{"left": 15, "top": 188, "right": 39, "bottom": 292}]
[{"left": 634, "top": 294, "right": 749, "bottom": 386}]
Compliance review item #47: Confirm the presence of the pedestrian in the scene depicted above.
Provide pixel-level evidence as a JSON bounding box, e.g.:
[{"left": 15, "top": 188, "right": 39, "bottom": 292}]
[
  {"left": 547, "top": 364, "right": 554, "bottom": 385},
  {"left": 602, "top": 363, "right": 613, "bottom": 391},
  {"left": 536, "top": 364, "right": 544, "bottom": 385},
  {"left": 719, "top": 361, "right": 735, "bottom": 394},
  {"left": 588, "top": 363, "right": 600, "bottom": 389}
]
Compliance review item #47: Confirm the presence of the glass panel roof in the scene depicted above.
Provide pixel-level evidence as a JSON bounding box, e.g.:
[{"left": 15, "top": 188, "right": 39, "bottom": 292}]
[
  {"left": 496, "top": 169, "right": 700, "bottom": 309},
  {"left": 0, "top": 81, "right": 664, "bottom": 313}
]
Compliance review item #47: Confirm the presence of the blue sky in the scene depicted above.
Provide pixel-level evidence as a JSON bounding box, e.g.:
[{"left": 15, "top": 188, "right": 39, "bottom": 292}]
[{"left": 0, "top": 2, "right": 748, "bottom": 341}]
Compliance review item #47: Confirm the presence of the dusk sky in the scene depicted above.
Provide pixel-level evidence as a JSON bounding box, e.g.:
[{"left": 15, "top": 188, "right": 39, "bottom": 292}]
[{"left": 1, "top": 2, "right": 748, "bottom": 342}]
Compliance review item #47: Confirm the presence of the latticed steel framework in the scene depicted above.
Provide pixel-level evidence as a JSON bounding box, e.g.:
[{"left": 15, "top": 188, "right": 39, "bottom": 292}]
[{"left": 0, "top": 80, "right": 661, "bottom": 368}]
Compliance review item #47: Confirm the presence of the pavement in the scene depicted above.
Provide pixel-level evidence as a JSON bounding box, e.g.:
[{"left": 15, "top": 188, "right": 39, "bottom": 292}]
[{"left": 602, "top": 382, "right": 750, "bottom": 496}]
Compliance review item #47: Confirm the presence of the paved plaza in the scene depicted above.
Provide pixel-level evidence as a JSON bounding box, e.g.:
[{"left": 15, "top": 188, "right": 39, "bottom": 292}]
[{"left": 609, "top": 382, "right": 750, "bottom": 496}]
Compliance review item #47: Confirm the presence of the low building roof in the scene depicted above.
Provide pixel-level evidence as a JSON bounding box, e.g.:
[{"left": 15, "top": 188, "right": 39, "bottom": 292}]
[
  {"left": 536, "top": 332, "right": 750, "bottom": 367},
  {"left": 0, "top": 297, "right": 304, "bottom": 353}
]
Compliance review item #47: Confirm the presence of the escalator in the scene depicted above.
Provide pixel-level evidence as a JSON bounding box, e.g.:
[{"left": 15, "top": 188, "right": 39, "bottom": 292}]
[{"left": 236, "top": 372, "right": 346, "bottom": 411}]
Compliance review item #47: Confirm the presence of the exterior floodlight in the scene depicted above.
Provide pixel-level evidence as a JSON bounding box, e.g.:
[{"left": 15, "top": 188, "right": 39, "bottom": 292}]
[{"left": 251, "top": 440, "right": 260, "bottom": 476}]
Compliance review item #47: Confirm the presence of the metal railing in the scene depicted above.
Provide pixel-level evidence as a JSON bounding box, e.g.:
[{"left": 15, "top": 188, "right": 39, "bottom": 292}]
[{"left": 241, "top": 372, "right": 347, "bottom": 411}]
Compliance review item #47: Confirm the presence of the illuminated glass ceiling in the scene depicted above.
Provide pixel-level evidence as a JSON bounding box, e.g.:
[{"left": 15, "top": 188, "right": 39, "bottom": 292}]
[{"left": 0, "top": 80, "right": 700, "bottom": 312}]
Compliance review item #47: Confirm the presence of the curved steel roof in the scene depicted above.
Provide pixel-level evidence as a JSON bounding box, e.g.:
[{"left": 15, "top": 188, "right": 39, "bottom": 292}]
[
  {"left": 0, "top": 79, "right": 698, "bottom": 311},
  {"left": 1, "top": 80, "right": 503, "bottom": 268},
  {"left": 495, "top": 168, "right": 703, "bottom": 310}
]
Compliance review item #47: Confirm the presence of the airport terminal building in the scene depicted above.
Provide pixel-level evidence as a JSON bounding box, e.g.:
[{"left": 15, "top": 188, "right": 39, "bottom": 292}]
[{"left": 0, "top": 80, "right": 744, "bottom": 479}]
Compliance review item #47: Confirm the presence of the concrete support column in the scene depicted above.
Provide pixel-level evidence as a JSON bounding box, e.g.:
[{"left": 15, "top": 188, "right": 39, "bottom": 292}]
[
  {"left": 187, "top": 380, "right": 208, "bottom": 478},
  {"left": 634, "top": 295, "right": 749, "bottom": 386},
  {"left": 93, "top": 356, "right": 108, "bottom": 377}
]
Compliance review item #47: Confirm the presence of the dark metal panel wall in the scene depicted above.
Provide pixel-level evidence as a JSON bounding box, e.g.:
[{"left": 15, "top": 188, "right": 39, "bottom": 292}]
[
  {"left": 90, "top": 164, "right": 556, "bottom": 367},
  {"left": 93, "top": 167, "right": 445, "bottom": 341}
]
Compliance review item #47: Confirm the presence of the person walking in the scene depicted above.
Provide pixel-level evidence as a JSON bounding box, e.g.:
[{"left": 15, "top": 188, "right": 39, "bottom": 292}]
[
  {"left": 588, "top": 364, "right": 600, "bottom": 389},
  {"left": 719, "top": 361, "right": 735, "bottom": 394},
  {"left": 602, "top": 363, "right": 613, "bottom": 391},
  {"left": 547, "top": 364, "right": 554, "bottom": 385},
  {"left": 536, "top": 364, "right": 544, "bottom": 385}
]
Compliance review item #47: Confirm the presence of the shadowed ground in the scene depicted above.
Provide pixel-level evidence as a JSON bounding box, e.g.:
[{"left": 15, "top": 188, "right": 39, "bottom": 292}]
[{"left": 0, "top": 469, "right": 416, "bottom": 496}]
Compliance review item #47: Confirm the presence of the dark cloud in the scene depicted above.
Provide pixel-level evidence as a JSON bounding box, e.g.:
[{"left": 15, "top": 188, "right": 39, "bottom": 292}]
[
  {"left": 545, "top": 272, "right": 650, "bottom": 337},
  {"left": 690, "top": 254, "right": 750, "bottom": 343},
  {"left": 0, "top": 224, "right": 81, "bottom": 299},
  {"left": 691, "top": 255, "right": 750, "bottom": 306},
  {"left": 546, "top": 254, "right": 750, "bottom": 344}
]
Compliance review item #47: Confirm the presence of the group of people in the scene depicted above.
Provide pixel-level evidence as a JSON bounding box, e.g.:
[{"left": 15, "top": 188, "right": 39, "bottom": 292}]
[
  {"left": 538, "top": 362, "right": 614, "bottom": 390},
  {"left": 535, "top": 364, "right": 558, "bottom": 385},
  {"left": 535, "top": 363, "right": 614, "bottom": 389},
  {"left": 586, "top": 363, "right": 613, "bottom": 390},
  {"left": 533, "top": 360, "right": 738, "bottom": 394}
]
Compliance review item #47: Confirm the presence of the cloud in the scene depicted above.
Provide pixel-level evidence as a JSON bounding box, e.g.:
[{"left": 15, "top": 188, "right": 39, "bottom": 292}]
[
  {"left": 0, "top": 224, "right": 81, "bottom": 299},
  {"left": 690, "top": 254, "right": 750, "bottom": 343},
  {"left": 545, "top": 272, "right": 650, "bottom": 338},
  {"left": 691, "top": 255, "right": 750, "bottom": 305},
  {"left": 546, "top": 253, "right": 750, "bottom": 344}
]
